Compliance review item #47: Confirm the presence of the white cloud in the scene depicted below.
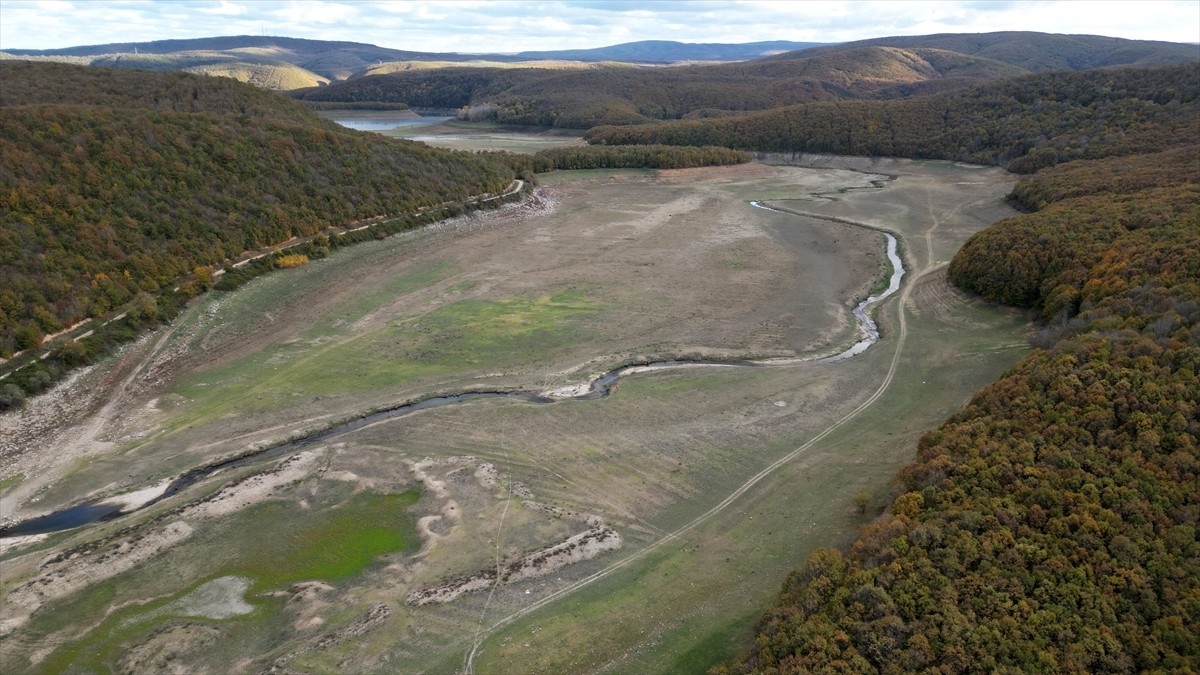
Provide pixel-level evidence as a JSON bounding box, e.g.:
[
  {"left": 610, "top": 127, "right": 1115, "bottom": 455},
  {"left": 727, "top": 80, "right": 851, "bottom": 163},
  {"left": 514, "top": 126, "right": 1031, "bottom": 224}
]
[
  {"left": 197, "top": 0, "right": 247, "bottom": 16},
  {"left": 526, "top": 16, "right": 571, "bottom": 32},
  {"left": 0, "top": 0, "right": 1195, "bottom": 52}
]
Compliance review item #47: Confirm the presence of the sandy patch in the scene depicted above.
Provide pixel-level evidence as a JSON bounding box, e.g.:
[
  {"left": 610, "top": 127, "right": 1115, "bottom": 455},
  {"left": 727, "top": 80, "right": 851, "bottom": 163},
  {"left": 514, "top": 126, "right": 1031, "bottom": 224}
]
[
  {"left": 0, "top": 532, "right": 48, "bottom": 556},
  {"left": 2, "top": 520, "right": 193, "bottom": 633},
  {"left": 180, "top": 451, "right": 318, "bottom": 520},
  {"left": 406, "top": 525, "right": 622, "bottom": 605},
  {"left": 98, "top": 478, "right": 173, "bottom": 511},
  {"left": 541, "top": 382, "right": 592, "bottom": 399},
  {"left": 146, "top": 576, "right": 254, "bottom": 621}
]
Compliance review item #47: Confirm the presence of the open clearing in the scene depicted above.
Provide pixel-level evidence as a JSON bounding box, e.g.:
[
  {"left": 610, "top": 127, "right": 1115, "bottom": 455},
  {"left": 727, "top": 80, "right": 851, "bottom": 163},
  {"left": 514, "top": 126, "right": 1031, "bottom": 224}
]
[{"left": 0, "top": 157, "right": 1029, "bottom": 673}]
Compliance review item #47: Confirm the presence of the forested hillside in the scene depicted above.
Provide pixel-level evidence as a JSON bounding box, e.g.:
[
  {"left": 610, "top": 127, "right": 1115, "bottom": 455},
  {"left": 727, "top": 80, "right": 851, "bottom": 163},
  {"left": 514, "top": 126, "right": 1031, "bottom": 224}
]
[
  {"left": 716, "top": 91, "right": 1200, "bottom": 675},
  {"left": 0, "top": 62, "right": 518, "bottom": 360},
  {"left": 291, "top": 33, "right": 1195, "bottom": 128},
  {"left": 293, "top": 46, "right": 1030, "bottom": 128},
  {"left": 0, "top": 61, "right": 319, "bottom": 122},
  {"left": 588, "top": 64, "right": 1200, "bottom": 172}
]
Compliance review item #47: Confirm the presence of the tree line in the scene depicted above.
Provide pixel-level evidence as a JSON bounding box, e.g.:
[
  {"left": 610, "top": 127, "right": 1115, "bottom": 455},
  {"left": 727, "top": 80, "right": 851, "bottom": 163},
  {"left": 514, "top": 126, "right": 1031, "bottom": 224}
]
[{"left": 516, "top": 144, "right": 749, "bottom": 172}]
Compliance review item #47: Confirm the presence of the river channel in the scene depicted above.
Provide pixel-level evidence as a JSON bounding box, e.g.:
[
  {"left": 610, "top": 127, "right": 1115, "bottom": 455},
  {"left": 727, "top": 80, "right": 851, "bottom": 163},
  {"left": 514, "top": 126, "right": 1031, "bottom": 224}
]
[{"left": 0, "top": 202, "right": 906, "bottom": 539}]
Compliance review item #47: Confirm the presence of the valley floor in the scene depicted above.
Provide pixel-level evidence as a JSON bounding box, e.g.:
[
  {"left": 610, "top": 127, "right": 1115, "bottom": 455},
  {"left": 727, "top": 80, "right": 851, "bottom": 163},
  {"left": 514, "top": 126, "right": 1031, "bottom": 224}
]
[{"left": 0, "top": 157, "right": 1030, "bottom": 673}]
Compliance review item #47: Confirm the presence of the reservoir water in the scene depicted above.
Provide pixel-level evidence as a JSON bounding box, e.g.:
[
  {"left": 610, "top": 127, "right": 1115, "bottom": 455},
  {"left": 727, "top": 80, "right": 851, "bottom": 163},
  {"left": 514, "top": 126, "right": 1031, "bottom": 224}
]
[{"left": 329, "top": 116, "right": 452, "bottom": 132}]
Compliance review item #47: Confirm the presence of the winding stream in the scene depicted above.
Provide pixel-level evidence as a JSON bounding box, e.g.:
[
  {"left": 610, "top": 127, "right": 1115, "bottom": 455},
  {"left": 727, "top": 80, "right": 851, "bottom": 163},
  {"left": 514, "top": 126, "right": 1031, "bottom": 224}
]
[
  {"left": 822, "top": 233, "right": 904, "bottom": 362},
  {"left": 1, "top": 201, "right": 906, "bottom": 540}
]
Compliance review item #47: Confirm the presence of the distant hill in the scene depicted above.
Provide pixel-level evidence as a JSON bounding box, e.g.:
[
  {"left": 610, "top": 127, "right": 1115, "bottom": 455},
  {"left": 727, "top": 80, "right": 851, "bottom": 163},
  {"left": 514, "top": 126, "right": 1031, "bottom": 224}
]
[
  {"left": 352, "top": 59, "right": 635, "bottom": 79},
  {"left": 296, "top": 32, "right": 1198, "bottom": 127},
  {"left": 798, "top": 31, "right": 1199, "bottom": 72},
  {"left": 3, "top": 35, "right": 525, "bottom": 83},
  {"left": 296, "top": 45, "right": 1031, "bottom": 127},
  {"left": 8, "top": 31, "right": 1195, "bottom": 95},
  {"left": 513, "top": 39, "right": 827, "bottom": 63},
  {"left": 0, "top": 36, "right": 824, "bottom": 87}
]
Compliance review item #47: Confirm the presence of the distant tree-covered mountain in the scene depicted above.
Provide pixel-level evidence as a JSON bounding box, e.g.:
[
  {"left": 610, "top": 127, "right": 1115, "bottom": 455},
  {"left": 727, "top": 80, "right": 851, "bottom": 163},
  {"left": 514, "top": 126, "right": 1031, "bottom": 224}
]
[
  {"left": 9, "top": 31, "right": 1191, "bottom": 95},
  {"left": 0, "top": 36, "right": 825, "bottom": 88},
  {"left": 513, "top": 39, "right": 827, "bottom": 63},
  {"left": 294, "top": 32, "right": 1196, "bottom": 128},
  {"left": 0, "top": 61, "right": 519, "bottom": 359}
]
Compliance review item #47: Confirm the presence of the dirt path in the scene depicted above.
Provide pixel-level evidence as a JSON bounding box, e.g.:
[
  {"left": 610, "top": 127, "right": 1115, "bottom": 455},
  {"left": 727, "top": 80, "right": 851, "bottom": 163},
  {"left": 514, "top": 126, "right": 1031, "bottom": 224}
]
[
  {"left": 463, "top": 207, "right": 942, "bottom": 673},
  {"left": 59, "top": 304, "right": 199, "bottom": 455}
]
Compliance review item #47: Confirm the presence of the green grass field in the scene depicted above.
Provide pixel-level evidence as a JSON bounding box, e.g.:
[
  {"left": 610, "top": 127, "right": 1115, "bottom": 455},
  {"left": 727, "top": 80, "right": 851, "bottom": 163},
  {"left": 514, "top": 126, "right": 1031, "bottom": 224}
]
[{"left": 32, "top": 488, "right": 420, "bottom": 674}]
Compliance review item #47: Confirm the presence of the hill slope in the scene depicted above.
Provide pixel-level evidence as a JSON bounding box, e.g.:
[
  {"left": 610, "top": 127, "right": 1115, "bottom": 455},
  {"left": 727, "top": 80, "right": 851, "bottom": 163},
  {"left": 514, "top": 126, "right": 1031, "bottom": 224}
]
[
  {"left": 586, "top": 64, "right": 1200, "bottom": 172},
  {"left": 0, "top": 61, "right": 518, "bottom": 360},
  {"left": 3, "top": 35, "right": 523, "bottom": 80},
  {"left": 703, "top": 56, "right": 1200, "bottom": 675}
]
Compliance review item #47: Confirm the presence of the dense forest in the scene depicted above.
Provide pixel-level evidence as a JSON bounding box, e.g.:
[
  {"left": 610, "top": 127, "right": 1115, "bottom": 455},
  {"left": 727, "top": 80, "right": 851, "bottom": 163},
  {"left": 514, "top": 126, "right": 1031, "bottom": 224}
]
[
  {"left": 587, "top": 64, "right": 1200, "bottom": 173},
  {"left": 716, "top": 97, "right": 1200, "bottom": 675},
  {"left": 0, "top": 61, "right": 520, "bottom": 361}
]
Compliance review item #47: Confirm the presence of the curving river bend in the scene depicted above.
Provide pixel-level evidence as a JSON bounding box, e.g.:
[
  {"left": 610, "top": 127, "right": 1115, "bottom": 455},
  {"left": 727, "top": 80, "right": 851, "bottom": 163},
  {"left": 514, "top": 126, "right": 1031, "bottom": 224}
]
[{"left": 1, "top": 201, "right": 906, "bottom": 539}]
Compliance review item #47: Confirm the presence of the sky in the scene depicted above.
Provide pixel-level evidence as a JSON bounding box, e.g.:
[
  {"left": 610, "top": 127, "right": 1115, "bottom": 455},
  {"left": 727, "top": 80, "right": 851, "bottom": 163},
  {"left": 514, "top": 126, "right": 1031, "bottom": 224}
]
[{"left": 1, "top": 0, "right": 1198, "bottom": 53}]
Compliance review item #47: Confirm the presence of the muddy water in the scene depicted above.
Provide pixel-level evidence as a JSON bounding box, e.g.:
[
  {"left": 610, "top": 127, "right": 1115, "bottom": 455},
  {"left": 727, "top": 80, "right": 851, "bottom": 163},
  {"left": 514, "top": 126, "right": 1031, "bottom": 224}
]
[
  {"left": 1, "top": 202, "right": 907, "bottom": 539},
  {"left": 330, "top": 116, "right": 452, "bottom": 132}
]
